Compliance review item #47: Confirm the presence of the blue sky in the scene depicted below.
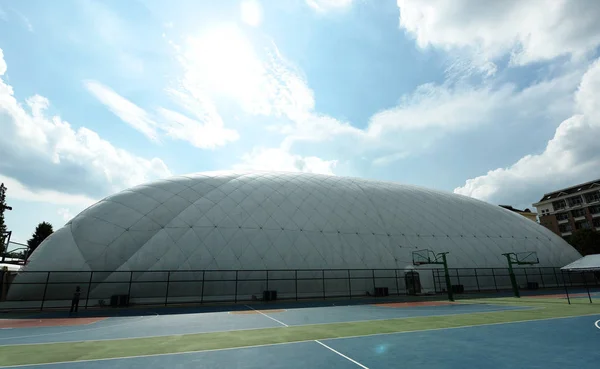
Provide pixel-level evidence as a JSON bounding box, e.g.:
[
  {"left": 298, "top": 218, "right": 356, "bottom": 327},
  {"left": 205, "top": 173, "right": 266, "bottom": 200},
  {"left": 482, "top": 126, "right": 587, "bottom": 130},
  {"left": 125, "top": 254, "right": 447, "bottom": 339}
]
[{"left": 2, "top": 0, "right": 600, "bottom": 245}]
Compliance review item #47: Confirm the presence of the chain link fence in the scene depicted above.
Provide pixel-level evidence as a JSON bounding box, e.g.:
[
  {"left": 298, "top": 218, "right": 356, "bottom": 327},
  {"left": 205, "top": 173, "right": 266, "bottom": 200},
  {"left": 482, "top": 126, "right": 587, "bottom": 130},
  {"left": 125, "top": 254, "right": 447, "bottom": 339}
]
[{"left": 1, "top": 266, "right": 598, "bottom": 310}]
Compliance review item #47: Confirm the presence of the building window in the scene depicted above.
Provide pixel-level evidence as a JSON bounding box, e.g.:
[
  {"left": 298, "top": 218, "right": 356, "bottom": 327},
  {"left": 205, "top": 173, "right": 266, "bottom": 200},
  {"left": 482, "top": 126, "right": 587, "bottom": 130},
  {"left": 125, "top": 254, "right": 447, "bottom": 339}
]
[
  {"left": 556, "top": 212, "right": 569, "bottom": 221},
  {"left": 584, "top": 191, "right": 600, "bottom": 204},
  {"left": 559, "top": 224, "right": 572, "bottom": 233},
  {"left": 589, "top": 205, "right": 600, "bottom": 215},
  {"left": 575, "top": 220, "right": 591, "bottom": 230},
  {"left": 593, "top": 218, "right": 600, "bottom": 228},
  {"left": 567, "top": 196, "right": 583, "bottom": 207},
  {"left": 572, "top": 208, "right": 586, "bottom": 218},
  {"left": 552, "top": 200, "right": 566, "bottom": 211}
]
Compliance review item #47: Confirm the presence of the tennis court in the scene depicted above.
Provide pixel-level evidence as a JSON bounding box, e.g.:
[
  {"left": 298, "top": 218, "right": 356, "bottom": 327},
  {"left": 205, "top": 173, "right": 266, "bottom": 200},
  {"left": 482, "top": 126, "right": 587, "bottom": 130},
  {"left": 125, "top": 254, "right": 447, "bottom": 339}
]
[{"left": 0, "top": 294, "right": 599, "bottom": 368}]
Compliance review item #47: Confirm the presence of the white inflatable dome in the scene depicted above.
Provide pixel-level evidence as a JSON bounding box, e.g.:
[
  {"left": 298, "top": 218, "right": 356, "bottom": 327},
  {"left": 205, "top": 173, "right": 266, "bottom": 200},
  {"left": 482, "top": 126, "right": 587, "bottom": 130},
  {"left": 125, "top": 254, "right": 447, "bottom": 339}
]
[{"left": 9, "top": 171, "right": 580, "bottom": 303}]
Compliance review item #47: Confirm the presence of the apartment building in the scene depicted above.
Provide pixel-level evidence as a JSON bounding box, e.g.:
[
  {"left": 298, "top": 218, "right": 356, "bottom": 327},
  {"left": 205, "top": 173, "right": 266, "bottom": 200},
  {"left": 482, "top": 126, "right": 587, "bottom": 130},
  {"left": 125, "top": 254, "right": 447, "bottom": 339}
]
[
  {"left": 499, "top": 205, "right": 538, "bottom": 222},
  {"left": 533, "top": 179, "right": 600, "bottom": 237}
]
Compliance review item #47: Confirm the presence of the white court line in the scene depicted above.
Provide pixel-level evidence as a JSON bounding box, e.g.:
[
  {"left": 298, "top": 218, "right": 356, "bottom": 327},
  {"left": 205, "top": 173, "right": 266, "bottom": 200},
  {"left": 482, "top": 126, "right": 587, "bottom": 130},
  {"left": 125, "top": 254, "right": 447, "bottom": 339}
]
[
  {"left": 1, "top": 313, "right": 599, "bottom": 368},
  {"left": 0, "top": 314, "right": 158, "bottom": 342},
  {"left": 244, "top": 305, "right": 288, "bottom": 327},
  {"left": 595, "top": 320, "right": 600, "bottom": 329},
  {"left": 325, "top": 312, "right": 600, "bottom": 342},
  {"left": 0, "top": 305, "right": 542, "bottom": 347},
  {"left": 0, "top": 340, "right": 312, "bottom": 368},
  {"left": 315, "top": 340, "right": 369, "bottom": 369}
]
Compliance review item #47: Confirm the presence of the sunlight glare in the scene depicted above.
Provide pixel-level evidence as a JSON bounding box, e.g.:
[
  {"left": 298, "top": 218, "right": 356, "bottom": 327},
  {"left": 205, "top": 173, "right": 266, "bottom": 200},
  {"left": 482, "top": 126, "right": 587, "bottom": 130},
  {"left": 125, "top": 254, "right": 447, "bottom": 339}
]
[
  {"left": 240, "top": 0, "right": 262, "bottom": 27},
  {"left": 184, "top": 26, "right": 267, "bottom": 108}
]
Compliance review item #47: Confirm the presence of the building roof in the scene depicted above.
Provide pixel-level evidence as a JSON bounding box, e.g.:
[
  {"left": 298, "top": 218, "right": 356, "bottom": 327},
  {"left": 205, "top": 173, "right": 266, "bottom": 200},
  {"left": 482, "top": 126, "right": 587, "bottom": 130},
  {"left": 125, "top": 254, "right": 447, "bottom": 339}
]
[
  {"left": 537, "top": 179, "right": 600, "bottom": 203},
  {"left": 561, "top": 254, "right": 600, "bottom": 272},
  {"left": 21, "top": 171, "right": 580, "bottom": 275},
  {"left": 499, "top": 205, "right": 534, "bottom": 213}
]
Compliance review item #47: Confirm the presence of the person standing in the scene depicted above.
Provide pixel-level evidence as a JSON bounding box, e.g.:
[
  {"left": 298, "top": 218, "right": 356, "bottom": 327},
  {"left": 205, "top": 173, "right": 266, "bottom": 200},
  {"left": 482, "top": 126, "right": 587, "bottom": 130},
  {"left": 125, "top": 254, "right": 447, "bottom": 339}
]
[{"left": 70, "top": 286, "right": 81, "bottom": 314}]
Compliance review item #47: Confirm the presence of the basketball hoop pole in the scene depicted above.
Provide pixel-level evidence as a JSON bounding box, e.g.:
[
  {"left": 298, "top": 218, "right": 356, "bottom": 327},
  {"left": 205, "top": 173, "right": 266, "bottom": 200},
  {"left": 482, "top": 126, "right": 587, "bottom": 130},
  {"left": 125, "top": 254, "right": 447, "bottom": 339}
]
[
  {"left": 439, "top": 252, "right": 454, "bottom": 302},
  {"left": 502, "top": 253, "right": 520, "bottom": 298}
]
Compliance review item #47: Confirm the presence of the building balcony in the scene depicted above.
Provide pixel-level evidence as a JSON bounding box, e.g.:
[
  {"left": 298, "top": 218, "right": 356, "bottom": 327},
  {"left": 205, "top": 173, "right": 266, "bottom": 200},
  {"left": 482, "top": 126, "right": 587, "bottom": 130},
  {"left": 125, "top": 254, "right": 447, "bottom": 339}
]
[
  {"left": 561, "top": 231, "right": 572, "bottom": 237},
  {"left": 557, "top": 218, "right": 569, "bottom": 224},
  {"left": 573, "top": 215, "right": 587, "bottom": 221}
]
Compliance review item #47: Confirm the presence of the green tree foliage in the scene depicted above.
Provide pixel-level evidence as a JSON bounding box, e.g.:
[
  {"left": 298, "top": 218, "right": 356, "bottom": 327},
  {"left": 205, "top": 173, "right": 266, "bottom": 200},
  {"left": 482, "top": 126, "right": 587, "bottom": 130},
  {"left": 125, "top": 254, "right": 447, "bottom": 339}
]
[
  {"left": 0, "top": 183, "right": 7, "bottom": 236},
  {"left": 27, "top": 222, "right": 54, "bottom": 258},
  {"left": 565, "top": 229, "right": 600, "bottom": 256},
  {"left": 0, "top": 183, "right": 8, "bottom": 257}
]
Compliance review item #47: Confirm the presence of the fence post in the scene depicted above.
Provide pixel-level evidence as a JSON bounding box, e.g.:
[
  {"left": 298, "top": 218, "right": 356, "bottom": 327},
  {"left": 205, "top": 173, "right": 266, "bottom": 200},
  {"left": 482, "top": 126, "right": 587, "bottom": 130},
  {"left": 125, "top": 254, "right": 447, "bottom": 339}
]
[
  {"left": 582, "top": 272, "right": 592, "bottom": 303},
  {"left": 456, "top": 269, "right": 461, "bottom": 287},
  {"left": 372, "top": 269, "right": 376, "bottom": 295},
  {"left": 524, "top": 268, "right": 529, "bottom": 285},
  {"left": 85, "top": 271, "right": 94, "bottom": 310},
  {"left": 127, "top": 271, "right": 133, "bottom": 305},
  {"left": 266, "top": 270, "right": 269, "bottom": 291},
  {"left": 200, "top": 271, "right": 205, "bottom": 304},
  {"left": 295, "top": 270, "right": 298, "bottom": 301},
  {"left": 40, "top": 272, "right": 50, "bottom": 311},
  {"left": 491, "top": 269, "right": 498, "bottom": 292},
  {"left": 474, "top": 268, "right": 480, "bottom": 292},
  {"left": 348, "top": 270, "right": 352, "bottom": 298},
  {"left": 234, "top": 270, "right": 239, "bottom": 303},
  {"left": 395, "top": 269, "right": 400, "bottom": 296},
  {"left": 538, "top": 268, "right": 545, "bottom": 288},
  {"left": 562, "top": 271, "right": 571, "bottom": 305},
  {"left": 432, "top": 269, "right": 437, "bottom": 293},
  {"left": 553, "top": 268, "right": 559, "bottom": 287},
  {"left": 322, "top": 270, "right": 325, "bottom": 299},
  {"left": 164, "top": 271, "right": 170, "bottom": 306}
]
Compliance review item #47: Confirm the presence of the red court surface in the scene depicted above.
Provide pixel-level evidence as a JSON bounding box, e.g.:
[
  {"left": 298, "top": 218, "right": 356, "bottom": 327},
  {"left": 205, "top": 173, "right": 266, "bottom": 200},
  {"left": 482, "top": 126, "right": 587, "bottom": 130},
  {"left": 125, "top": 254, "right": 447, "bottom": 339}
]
[{"left": 0, "top": 317, "right": 106, "bottom": 329}]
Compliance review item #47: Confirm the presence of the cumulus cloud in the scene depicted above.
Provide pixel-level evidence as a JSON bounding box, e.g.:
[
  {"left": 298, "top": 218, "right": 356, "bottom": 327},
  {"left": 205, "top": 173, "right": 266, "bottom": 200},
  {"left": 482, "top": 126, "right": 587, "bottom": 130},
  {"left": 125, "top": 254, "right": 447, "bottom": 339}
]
[
  {"left": 233, "top": 147, "right": 337, "bottom": 175},
  {"left": 397, "top": 0, "right": 600, "bottom": 67},
  {"left": 454, "top": 58, "right": 600, "bottom": 207},
  {"left": 0, "top": 48, "right": 171, "bottom": 202},
  {"left": 306, "top": 0, "right": 353, "bottom": 13},
  {"left": 273, "top": 65, "right": 581, "bottom": 167}
]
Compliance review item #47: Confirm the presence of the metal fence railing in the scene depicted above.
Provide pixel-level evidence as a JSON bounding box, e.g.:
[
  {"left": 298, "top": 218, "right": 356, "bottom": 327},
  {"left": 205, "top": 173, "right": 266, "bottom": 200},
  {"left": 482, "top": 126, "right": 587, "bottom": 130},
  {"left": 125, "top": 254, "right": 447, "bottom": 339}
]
[{"left": 1, "top": 266, "right": 598, "bottom": 310}]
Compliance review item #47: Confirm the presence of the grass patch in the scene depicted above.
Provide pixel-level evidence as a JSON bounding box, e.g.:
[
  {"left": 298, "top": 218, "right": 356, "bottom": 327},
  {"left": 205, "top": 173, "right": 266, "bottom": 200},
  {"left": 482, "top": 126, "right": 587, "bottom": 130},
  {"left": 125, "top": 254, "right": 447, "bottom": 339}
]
[{"left": 0, "top": 297, "right": 598, "bottom": 366}]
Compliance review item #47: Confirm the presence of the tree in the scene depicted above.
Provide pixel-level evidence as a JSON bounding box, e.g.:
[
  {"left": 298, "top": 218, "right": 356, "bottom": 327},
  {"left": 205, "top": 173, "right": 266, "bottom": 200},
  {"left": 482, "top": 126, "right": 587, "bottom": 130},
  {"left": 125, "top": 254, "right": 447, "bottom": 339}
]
[
  {"left": 0, "top": 183, "right": 8, "bottom": 256},
  {"left": 0, "top": 183, "right": 7, "bottom": 236},
  {"left": 565, "top": 229, "right": 600, "bottom": 256},
  {"left": 27, "top": 222, "right": 54, "bottom": 258}
]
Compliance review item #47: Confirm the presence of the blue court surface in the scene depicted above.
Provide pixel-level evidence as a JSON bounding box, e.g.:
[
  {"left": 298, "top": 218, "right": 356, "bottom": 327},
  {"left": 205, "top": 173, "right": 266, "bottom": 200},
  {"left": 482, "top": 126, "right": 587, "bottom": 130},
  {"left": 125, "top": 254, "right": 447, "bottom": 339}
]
[
  {"left": 2, "top": 314, "right": 599, "bottom": 369},
  {"left": 0, "top": 302, "right": 528, "bottom": 345}
]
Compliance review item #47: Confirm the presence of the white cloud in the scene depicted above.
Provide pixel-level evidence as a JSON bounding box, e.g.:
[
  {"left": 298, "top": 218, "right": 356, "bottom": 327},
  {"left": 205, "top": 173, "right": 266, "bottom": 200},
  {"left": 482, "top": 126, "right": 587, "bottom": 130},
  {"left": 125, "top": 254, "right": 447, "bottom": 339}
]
[
  {"left": 397, "top": 0, "right": 600, "bottom": 66},
  {"left": 85, "top": 80, "right": 239, "bottom": 149},
  {"left": 0, "top": 48, "right": 172, "bottom": 201},
  {"left": 240, "top": 0, "right": 262, "bottom": 27},
  {"left": 372, "top": 152, "right": 409, "bottom": 166},
  {"left": 0, "top": 49, "right": 6, "bottom": 75},
  {"left": 85, "top": 80, "right": 159, "bottom": 142},
  {"left": 157, "top": 107, "right": 239, "bottom": 149},
  {"left": 233, "top": 147, "right": 337, "bottom": 175},
  {"left": 176, "top": 25, "right": 314, "bottom": 122},
  {"left": 0, "top": 175, "right": 96, "bottom": 207},
  {"left": 454, "top": 58, "right": 600, "bottom": 207},
  {"left": 306, "top": 0, "right": 353, "bottom": 13},
  {"left": 274, "top": 67, "right": 581, "bottom": 167},
  {"left": 57, "top": 208, "right": 75, "bottom": 222}
]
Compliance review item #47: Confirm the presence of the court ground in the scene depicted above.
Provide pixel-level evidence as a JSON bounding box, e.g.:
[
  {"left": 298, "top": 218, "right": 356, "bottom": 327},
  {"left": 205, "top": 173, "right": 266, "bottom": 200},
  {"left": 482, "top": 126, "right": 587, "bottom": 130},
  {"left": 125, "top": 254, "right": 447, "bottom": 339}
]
[{"left": 0, "top": 292, "right": 599, "bottom": 368}]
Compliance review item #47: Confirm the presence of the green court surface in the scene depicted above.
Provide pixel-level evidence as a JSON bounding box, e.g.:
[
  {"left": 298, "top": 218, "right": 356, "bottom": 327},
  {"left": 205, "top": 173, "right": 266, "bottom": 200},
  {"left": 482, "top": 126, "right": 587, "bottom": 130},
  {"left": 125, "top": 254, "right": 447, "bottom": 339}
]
[{"left": 0, "top": 294, "right": 599, "bottom": 367}]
